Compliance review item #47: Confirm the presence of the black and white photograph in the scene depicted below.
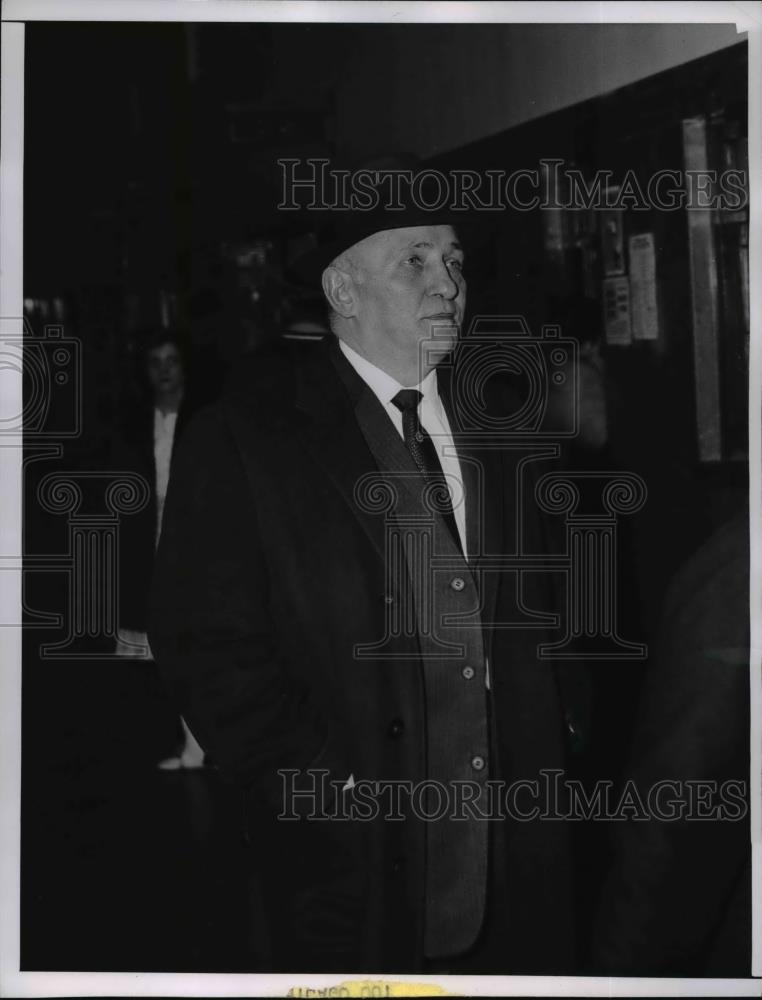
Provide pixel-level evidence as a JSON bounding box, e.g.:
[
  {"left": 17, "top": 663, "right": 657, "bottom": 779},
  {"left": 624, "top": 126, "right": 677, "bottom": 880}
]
[{"left": 0, "top": 2, "right": 759, "bottom": 996}]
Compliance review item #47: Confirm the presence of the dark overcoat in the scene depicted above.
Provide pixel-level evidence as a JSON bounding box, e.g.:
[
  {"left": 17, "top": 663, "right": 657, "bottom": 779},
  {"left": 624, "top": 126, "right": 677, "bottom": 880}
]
[{"left": 149, "top": 336, "right": 586, "bottom": 972}]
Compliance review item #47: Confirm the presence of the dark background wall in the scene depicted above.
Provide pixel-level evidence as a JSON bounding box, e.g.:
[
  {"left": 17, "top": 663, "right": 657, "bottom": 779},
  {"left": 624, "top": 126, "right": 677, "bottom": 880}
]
[{"left": 331, "top": 22, "right": 740, "bottom": 160}]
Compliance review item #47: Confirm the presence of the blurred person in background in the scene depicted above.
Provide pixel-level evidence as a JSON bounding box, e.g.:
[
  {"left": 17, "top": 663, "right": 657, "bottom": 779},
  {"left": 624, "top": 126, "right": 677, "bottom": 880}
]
[
  {"left": 591, "top": 505, "right": 750, "bottom": 974},
  {"left": 111, "top": 328, "right": 205, "bottom": 770}
]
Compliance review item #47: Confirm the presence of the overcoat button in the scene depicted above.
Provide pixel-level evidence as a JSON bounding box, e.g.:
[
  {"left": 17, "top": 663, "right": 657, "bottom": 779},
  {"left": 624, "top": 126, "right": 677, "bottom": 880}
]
[
  {"left": 471, "top": 755, "right": 486, "bottom": 771},
  {"left": 462, "top": 665, "right": 475, "bottom": 680},
  {"left": 450, "top": 577, "right": 466, "bottom": 592},
  {"left": 383, "top": 594, "right": 394, "bottom": 605},
  {"left": 388, "top": 718, "right": 405, "bottom": 738}
]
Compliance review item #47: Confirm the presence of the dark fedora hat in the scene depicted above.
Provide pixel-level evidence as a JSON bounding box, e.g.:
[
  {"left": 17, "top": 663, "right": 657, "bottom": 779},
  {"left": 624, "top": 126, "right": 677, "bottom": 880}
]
[{"left": 287, "top": 154, "right": 492, "bottom": 287}]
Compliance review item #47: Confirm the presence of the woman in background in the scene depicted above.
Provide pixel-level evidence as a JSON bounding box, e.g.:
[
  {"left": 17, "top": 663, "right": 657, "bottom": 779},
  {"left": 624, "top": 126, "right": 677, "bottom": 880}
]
[{"left": 112, "top": 328, "right": 205, "bottom": 770}]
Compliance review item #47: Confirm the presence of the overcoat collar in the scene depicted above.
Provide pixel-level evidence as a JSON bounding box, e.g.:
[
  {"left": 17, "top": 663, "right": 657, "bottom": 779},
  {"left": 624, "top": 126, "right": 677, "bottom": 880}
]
[{"left": 291, "top": 337, "right": 390, "bottom": 565}]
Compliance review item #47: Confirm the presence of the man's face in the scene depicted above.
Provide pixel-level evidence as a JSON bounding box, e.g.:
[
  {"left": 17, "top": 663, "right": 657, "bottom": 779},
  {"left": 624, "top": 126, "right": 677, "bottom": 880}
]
[
  {"left": 348, "top": 224, "right": 466, "bottom": 377},
  {"left": 147, "top": 342, "right": 184, "bottom": 398}
]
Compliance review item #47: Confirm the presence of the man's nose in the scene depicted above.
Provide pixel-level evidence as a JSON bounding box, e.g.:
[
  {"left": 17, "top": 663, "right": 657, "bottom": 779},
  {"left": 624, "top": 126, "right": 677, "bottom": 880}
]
[{"left": 428, "top": 261, "right": 460, "bottom": 299}]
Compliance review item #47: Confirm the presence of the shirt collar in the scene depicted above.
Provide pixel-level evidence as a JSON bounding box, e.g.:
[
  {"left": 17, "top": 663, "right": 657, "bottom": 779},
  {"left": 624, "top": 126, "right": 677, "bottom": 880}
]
[
  {"left": 154, "top": 407, "right": 178, "bottom": 425},
  {"left": 338, "top": 338, "right": 439, "bottom": 408}
]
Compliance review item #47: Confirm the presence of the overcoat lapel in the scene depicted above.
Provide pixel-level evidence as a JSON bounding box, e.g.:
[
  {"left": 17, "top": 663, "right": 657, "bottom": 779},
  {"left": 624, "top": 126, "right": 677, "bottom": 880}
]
[
  {"left": 290, "top": 338, "right": 393, "bottom": 565},
  {"left": 352, "top": 388, "right": 424, "bottom": 492}
]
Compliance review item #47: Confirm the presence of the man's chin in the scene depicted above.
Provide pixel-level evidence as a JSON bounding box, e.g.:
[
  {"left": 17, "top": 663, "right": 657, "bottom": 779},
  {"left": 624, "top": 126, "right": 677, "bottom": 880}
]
[
  {"left": 417, "top": 341, "right": 457, "bottom": 377},
  {"left": 426, "top": 328, "right": 459, "bottom": 356}
]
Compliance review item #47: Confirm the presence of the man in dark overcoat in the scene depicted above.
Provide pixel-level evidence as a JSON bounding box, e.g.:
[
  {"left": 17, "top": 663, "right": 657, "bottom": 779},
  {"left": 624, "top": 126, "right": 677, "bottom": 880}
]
[{"left": 150, "top": 206, "right": 585, "bottom": 972}]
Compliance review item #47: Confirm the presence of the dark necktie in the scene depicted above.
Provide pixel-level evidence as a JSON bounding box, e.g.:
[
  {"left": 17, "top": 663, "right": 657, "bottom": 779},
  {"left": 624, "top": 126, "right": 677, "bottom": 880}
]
[{"left": 391, "top": 389, "right": 462, "bottom": 554}]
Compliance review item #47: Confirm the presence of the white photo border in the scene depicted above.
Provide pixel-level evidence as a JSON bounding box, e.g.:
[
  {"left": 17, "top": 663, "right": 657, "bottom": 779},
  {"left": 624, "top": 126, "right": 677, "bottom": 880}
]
[{"left": 1, "top": 2, "right": 759, "bottom": 996}]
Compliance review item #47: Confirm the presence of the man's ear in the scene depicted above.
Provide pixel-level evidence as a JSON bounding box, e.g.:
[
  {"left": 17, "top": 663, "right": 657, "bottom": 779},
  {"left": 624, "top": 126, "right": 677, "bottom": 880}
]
[{"left": 322, "top": 264, "right": 357, "bottom": 318}]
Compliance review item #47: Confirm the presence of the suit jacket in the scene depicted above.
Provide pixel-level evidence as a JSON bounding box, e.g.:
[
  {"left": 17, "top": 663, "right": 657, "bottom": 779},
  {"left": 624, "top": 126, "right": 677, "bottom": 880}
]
[{"left": 149, "top": 336, "right": 585, "bottom": 972}]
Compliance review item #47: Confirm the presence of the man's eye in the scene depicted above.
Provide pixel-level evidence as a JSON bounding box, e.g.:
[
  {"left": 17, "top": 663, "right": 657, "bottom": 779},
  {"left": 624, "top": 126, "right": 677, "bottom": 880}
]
[
  {"left": 447, "top": 258, "right": 464, "bottom": 272},
  {"left": 405, "top": 255, "right": 423, "bottom": 268}
]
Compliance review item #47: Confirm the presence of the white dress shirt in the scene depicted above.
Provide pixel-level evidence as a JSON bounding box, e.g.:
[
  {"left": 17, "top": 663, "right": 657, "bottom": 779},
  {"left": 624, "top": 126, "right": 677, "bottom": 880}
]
[
  {"left": 154, "top": 407, "right": 178, "bottom": 546},
  {"left": 339, "top": 338, "right": 467, "bottom": 559}
]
